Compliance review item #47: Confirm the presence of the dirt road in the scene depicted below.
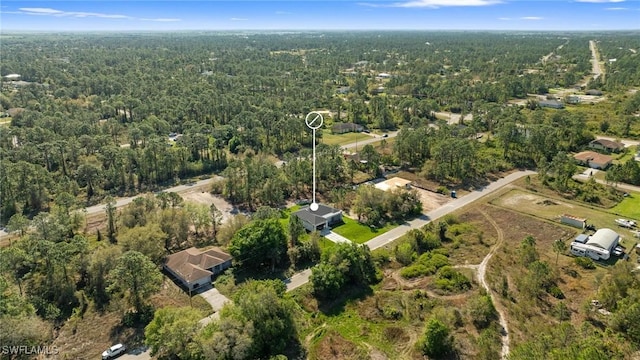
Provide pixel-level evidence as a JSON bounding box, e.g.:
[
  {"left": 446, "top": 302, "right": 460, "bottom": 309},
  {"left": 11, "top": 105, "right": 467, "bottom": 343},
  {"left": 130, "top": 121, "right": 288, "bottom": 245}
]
[{"left": 477, "top": 210, "right": 510, "bottom": 359}]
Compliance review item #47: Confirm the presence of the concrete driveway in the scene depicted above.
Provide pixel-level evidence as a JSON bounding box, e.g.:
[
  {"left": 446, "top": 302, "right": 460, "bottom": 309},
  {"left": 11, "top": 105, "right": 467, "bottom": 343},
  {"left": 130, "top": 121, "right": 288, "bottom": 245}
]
[{"left": 198, "top": 287, "right": 230, "bottom": 312}]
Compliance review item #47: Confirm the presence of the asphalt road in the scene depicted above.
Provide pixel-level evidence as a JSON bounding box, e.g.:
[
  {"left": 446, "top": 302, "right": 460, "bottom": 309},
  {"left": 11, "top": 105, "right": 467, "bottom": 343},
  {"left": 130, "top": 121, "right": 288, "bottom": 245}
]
[
  {"left": 84, "top": 176, "right": 222, "bottom": 216},
  {"left": 340, "top": 131, "right": 398, "bottom": 150}
]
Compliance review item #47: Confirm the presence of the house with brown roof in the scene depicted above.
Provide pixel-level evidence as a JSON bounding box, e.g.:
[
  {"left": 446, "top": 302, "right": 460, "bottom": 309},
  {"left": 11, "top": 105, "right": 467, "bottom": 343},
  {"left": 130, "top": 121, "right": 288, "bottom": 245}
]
[
  {"left": 589, "top": 139, "right": 625, "bottom": 153},
  {"left": 574, "top": 151, "right": 613, "bottom": 169},
  {"left": 164, "top": 247, "right": 232, "bottom": 291}
]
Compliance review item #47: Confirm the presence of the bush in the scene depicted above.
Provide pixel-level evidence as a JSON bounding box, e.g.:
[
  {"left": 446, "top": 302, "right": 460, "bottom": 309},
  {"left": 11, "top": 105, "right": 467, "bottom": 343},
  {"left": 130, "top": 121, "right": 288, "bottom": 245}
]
[
  {"left": 418, "top": 318, "right": 453, "bottom": 358},
  {"left": 574, "top": 257, "right": 596, "bottom": 269},
  {"left": 547, "top": 285, "right": 565, "bottom": 299},
  {"left": 395, "top": 241, "right": 417, "bottom": 265},
  {"left": 434, "top": 266, "right": 472, "bottom": 293}
]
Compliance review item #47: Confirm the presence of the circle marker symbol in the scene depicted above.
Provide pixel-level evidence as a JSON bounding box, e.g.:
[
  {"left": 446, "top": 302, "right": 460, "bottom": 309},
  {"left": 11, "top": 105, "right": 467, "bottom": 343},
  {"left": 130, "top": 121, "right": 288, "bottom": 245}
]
[
  {"left": 310, "top": 202, "right": 319, "bottom": 212},
  {"left": 305, "top": 112, "right": 324, "bottom": 130}
]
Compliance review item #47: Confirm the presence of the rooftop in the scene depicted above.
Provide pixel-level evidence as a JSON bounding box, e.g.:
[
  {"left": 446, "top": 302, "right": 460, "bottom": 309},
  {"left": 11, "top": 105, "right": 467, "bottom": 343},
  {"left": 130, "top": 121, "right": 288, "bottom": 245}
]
[
  {"left": 573, "top": 151, "right": 612, "bottom": 164},
  {"left": 293, "top": 204, "right": 342, "bottom": 226},
  {"left": 165, "top": 247, "right": 231, "bottom": 283},
  {"left": 374, "top": 177, "right": 412, "bottom": 192}
]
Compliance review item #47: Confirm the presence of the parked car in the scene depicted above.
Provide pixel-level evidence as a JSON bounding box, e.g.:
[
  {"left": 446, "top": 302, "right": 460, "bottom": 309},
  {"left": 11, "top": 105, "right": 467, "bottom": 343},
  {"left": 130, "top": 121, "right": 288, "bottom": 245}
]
[
  {"left": 382, "top": 133, "right": 389, "bottom": 138},
  {"left": 102, "top": 344, "right": 126, "bottom": 360}
]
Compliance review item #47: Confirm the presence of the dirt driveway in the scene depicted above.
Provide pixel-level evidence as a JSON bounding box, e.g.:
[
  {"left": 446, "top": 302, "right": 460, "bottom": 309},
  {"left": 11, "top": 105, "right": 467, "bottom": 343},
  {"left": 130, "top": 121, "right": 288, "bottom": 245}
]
[
  {"left": 412, "top": 186, "right": 452, "bottom": 213},
  {"left": 180, "top": 189, "right": 235, "bottom": 223}
]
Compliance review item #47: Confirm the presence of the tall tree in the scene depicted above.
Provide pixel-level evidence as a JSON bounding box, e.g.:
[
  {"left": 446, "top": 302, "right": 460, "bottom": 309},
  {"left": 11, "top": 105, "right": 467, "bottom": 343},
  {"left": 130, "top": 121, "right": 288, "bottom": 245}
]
[{"left": 107, "top": 251, "right": 163, "bottom": 314}]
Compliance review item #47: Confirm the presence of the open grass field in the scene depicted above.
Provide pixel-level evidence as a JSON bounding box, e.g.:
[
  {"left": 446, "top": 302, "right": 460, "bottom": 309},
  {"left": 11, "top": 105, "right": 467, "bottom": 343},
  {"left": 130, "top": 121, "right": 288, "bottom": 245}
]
[
  {"left": 321, "top": 132, "right": 372, "bottom": 146},
  {"left": 331, "top": 216, "right": 397, "bottom": 244},
  {"left": 610, "top": 191, "right": 640, "bottom": 220}
]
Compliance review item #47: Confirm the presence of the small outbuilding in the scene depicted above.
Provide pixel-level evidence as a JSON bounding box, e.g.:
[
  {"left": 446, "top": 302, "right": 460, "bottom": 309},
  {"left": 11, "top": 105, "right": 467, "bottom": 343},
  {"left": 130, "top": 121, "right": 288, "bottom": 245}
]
[{"left": 561, "top": 214, "right": 587, "bottom": 229}]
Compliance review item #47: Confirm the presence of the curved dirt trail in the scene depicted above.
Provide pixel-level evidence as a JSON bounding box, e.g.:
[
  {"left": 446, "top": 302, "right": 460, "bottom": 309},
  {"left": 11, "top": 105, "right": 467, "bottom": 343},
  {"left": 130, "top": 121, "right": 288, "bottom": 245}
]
[{"left": 478, "top": 210, "right": 510, "bottom": 359}]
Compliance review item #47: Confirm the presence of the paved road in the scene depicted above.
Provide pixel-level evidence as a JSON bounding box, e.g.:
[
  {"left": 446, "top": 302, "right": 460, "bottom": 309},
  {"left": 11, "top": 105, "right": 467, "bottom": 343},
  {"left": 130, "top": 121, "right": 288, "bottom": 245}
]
[
  {"left": 340, "top": 131, "right": 398, "bottom": 150},
  {"left": 574, "top": 173, "right": 640, "bottom": 194},
  {"left": 589, "top": 40, "right": 603, "bottom": 80},
  {"left": 84, "top": 176, "right": 222, "bottom": 216},
  {"left": 284, "top": 268, "right": 313, "bottom": 292}
]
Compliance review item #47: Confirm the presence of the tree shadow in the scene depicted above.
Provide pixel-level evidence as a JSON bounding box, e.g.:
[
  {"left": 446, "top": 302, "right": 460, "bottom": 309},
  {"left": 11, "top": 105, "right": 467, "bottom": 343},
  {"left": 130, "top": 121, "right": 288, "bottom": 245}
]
[{"left": 316, "top": 285, "right": 374, "bottom": 316}]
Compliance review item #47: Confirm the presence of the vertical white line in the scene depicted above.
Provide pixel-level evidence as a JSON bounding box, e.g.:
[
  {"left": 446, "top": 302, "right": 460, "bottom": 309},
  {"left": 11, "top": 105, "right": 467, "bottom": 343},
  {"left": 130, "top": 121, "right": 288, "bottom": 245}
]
[{"left": 312, "top": 128, "right": 316, "bottom": 206}]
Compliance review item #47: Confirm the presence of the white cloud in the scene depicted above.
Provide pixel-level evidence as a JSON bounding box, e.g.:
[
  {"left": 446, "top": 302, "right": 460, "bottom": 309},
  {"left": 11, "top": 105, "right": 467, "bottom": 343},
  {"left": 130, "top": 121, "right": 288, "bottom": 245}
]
[
  {"left": 9, "top": 7, "right": 181, "bottom": 22},
  {"left": 360, "top": 0, "right": 502, "bottom": 8},
  {"left": 575, "top": 0, "right": 625, "bottom": 3},
  {"left": 521, "top": 16, "right": 543, "bottom": 20},
  {"left": 605, "top": 7, "right": 628, "bottom": 10},
  {"left": 230, "top": 17, "right": 248, "bottom": 21},
  {"left": 498, "top": 17, "right": 511, "bottom": 20},
  {"left": 19, "top": 7, "right": 130, "bottom": 19}
]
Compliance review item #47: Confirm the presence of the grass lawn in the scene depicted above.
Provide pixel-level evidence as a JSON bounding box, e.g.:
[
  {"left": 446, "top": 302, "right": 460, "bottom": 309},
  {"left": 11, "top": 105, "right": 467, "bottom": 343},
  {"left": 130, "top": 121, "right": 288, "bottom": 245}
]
[
  {"left": 321, "top": 132, "right": 371, "bottom": 146},
  {"left": 331, "top": 216, "right": 397, "bottom": 244},
  {"left": 610, "top": 191, "right": 640, "bottom": 220}
]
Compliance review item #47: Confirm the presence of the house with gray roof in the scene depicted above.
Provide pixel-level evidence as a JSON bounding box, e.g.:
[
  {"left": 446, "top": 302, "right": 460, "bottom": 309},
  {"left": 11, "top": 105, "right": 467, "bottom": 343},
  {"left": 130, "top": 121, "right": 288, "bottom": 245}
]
[{"left": 293, "top": 204, "right": 343, "bottom": 232}]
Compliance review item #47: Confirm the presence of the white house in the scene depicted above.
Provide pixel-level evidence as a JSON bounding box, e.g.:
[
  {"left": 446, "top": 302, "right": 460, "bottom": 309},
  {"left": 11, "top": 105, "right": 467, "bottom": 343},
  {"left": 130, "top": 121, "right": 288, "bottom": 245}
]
[
  {"left": 570, "top": 228, "right": 620, "bottom": 261},
  {"left": 164, "top": 247, "right": 232, "bottom": 291}
]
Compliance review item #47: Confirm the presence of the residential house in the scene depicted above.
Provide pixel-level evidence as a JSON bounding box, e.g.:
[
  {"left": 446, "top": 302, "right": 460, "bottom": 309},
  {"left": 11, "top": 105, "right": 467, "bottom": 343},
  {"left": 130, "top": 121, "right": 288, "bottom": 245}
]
[
  {"left": 539, "top": 99, "right": 565, "bottom": 109},
  {"left": 164, "top": 247, "right": 232, "bottom": 291},
  {"left": 332, "top": 122, "right": 364, "bottom": 134},
  {"left": 573, "top": 151, "right": 613, "bottom": 169},
  {"left": 293, "top": 204, "right": 343, "bottom": 232},
  {"left": 589, "top": 139, "right": 625, "bottom": 153}
]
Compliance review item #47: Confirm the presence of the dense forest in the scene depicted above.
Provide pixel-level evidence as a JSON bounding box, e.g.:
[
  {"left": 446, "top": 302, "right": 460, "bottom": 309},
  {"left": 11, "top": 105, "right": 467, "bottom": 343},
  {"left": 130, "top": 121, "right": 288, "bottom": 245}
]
[{"left": 1, "top": 31, "right": 640, "bottom": 359}]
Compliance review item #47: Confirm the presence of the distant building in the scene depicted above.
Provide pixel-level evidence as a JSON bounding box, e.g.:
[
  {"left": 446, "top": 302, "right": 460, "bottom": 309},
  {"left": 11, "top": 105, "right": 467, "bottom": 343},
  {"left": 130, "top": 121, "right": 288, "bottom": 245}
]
[
  {"left": 374, "top": 177, "right": 412, "bottom": 192},
  {"left": 293, "top": 204, "right": 343, "bottom": 232},
  {"left": 566, "top": 95, "right": 580, "bottom": 104},
  {"left": 573, "top": 151, "right": 613, "bottom": 169},
  {"left": 539, "top": 99, "right": 565, "bottom": 109},
  {"left": 164, "top": 247, "right": 232, "bottom": 291},
  {"left": 589, "top": 139, "right": 625, "bottom": 153},
  {"left": 586, "top": 89, "right": 603, "bottom": 96},
  {"left": 332, "top": 122, "right": 364, "bottom": 134},
  {"left": 377, "top": 73, "right": 391, "bottom": 79},
  {"left": 570, "top": 228, "right": 620, "bottom": 261}
]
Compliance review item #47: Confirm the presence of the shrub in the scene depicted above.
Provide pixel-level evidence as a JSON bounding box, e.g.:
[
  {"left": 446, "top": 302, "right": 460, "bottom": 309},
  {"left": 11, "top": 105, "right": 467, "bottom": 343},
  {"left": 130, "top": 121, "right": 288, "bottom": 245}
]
[
  {"left": 574, "top": 257, "right": 595, "bottom": 269},
  {"left": 395, "top": 242, "right": 417, "bottom": 265},
  {"left": 547, "top": 285, "right": 565, "bottom": 299},
  {"left": 418, "top": 318, "right": 453, "bottom": 358},
  {"left": 434, "top": 266, "right": 472, "bottom": 293}
]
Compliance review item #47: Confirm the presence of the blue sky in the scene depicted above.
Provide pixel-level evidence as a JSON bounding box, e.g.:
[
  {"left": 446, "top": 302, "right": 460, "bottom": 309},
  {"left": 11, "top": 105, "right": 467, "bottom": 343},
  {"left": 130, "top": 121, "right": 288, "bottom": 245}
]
[{"left": 1, "top": 0, "right": 639, "bottom": 31}]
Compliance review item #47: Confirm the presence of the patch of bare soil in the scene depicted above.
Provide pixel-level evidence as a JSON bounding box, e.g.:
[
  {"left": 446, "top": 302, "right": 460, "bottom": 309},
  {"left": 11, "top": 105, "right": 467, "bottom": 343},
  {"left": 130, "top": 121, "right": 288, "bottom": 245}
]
[
  {"left": 414, "top": 187, "right": 452, "bottom": 213},
  {"left": 312, "top": 331, "right": 367, "bottom": 360},
  {"left": 180, "top": 189, "right": 234, "bottom": 223}
]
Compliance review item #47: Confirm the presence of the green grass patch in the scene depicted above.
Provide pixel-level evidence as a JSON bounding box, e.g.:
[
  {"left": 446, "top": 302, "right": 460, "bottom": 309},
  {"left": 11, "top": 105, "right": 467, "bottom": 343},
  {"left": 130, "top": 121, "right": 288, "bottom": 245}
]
[
  {"left": 331, "top": 216, "right": 397, "bottom": 244},
  {"left": 611, "top": 192, "right": 640, "bottom": 220},
  {"left": 321, "top": 132, "right": 371, "bottom": 146}
]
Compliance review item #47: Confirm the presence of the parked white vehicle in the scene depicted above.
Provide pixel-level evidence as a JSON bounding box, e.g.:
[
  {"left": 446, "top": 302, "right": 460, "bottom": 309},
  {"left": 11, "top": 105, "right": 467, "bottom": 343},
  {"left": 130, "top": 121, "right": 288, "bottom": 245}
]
[
  {"left": 615, "top": 219, "right": 636, "bottom": 228},
  {"left": 102, "top": 344, "right": 126, "bottom": 360}
]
